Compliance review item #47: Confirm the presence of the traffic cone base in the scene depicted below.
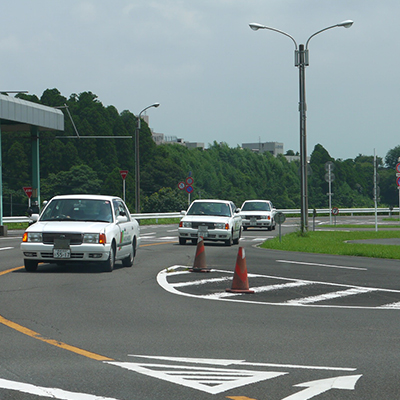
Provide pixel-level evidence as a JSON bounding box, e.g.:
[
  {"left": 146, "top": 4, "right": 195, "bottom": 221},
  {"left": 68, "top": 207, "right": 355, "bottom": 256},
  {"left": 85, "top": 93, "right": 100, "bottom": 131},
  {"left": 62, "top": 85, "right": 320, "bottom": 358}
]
[
  {"left": 226, "top": 247, "right": 254, "bottom": 293},
  {"left": 190, "top": 237, "right": 211, "bottom": 273}
]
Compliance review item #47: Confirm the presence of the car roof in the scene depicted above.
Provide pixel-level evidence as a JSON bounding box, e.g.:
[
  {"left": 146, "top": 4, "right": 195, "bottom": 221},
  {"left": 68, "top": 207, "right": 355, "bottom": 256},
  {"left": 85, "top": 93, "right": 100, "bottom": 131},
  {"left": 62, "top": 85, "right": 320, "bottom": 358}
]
[
  {"left": 242, "top": 200, "right": 271, "bottom": 203},
  {"left": 49, "top": 194, "right": 123, "bottom": 202},
  {"left": 191, "top": 199, "right": 231, "bottom": 204}
]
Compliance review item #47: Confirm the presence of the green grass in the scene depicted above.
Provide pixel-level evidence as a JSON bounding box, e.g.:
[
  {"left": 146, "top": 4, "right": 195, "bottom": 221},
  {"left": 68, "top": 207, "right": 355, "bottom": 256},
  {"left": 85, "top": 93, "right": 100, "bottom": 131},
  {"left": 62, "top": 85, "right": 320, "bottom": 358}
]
[
  {"left": 323, "top": 224, "right": 400, "bottom": 229},
  {"left": 4, "top": 222, "right": 29, "bottom": 230},
  {"left": 261, "top": 230, "right": 400, "bottom": 259}
]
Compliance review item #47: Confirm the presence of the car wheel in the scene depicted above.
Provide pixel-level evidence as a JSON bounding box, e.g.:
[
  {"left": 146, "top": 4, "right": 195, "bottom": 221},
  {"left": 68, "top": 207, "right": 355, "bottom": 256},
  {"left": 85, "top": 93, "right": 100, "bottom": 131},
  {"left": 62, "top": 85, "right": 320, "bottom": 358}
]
[
  {"left": 225, "top": 231, "right": 233, "bottom": 246},
  {"left": 103, "top": 244, "right": 115, "bottom": 272},
  {"left": 243, "top": 226, "right": 247, "bottom": 231},
  {"left": 233, "top": 228, "right": 241, "bottom": 245},
  {"left": 122, "top": 239, "right": 136, "bottom": 268},
  {"left": 24, "top": 260, "right": 38, "bottom": 272},
  {"left": 179, "top": 237, "right": 186, "bottom": 245}
]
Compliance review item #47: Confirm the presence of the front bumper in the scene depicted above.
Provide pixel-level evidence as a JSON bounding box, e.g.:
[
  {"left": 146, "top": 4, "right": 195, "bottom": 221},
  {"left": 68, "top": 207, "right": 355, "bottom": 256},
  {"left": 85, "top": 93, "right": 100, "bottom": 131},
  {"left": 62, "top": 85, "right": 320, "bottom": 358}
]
[
  {"left": 21, "top": 242, "right": 111, "bottom": 262},
  {"left": 178, "top": 228, "right": 231, "bottom": 242}
]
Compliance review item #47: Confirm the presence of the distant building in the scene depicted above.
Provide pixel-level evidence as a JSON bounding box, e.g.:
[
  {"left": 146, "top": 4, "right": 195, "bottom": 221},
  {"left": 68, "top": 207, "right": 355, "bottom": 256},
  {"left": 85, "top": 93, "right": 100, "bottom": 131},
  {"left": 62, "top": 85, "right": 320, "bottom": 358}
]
[{"left": 242, "top": 142, "right": 284, "bottom": 156}]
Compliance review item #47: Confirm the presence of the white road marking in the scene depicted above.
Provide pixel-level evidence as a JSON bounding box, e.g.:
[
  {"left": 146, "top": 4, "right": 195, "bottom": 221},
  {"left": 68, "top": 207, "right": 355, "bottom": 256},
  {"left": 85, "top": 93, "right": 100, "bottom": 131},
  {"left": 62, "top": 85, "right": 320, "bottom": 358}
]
[
  {"left": 277, "top": 259, "right": 367, "bottom": 271},
  {"left": 0, "top": 378, "right": 120, "bottom": 400},
  {"left": 285, "top": 287, "right": 377, "bottom": 305},
  {"left": 129, "top": 355, "right": 357, "bottom": 372},
  {"left": 106, "top": 360, "right": 286, "bottom": 395},
  {"left": 281, "top": 375, "right": 362, "bottom": 400},
  {"left": 0, "top": 247, "right": 13, "bottom": 251},
  {"left": 158, "top": 266, "right": 400, "bottom": 310}
]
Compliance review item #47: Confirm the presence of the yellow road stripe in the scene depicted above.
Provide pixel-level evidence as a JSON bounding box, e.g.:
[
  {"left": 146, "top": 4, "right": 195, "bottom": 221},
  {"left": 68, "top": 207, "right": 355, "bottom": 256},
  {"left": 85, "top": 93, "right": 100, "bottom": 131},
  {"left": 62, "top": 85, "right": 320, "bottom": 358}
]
[
  {"left": 140, "top": 241, "right": 177, "bottom": 247},
  {"left": 0, "top": 314, "right": 113, "bottom": 361},
  {"left": 0, "top": 266, "right": 23, "bottom": 276},
  {"left": 0, "top": 266, "right": 113, "bottom": 361}
]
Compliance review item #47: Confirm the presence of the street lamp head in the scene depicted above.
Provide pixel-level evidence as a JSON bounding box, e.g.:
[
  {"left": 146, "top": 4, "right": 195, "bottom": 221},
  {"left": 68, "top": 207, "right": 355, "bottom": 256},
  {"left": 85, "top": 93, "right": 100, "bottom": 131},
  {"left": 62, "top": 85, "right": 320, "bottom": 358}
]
[
  {"left": 337, "top": 20, "right": 353, "bottom": 28},
  {"left": 249, "top": 23, "right": 265, "bottom": 31},
  {"left": 152, "top": 103, "right": 160, "bottom": 108}
]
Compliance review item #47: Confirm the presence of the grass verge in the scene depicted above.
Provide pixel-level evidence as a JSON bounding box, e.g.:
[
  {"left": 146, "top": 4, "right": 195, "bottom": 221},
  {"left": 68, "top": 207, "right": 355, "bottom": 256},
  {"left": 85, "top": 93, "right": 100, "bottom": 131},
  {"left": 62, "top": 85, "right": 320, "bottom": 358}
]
[{"left": 261, "top": 230, "right": 400, "bottom": 259}]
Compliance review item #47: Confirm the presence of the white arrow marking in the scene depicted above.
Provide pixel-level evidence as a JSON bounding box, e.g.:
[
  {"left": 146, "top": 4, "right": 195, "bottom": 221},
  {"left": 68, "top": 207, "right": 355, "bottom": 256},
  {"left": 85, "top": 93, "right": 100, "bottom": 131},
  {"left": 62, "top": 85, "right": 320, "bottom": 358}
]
[
  {"left": 0, "top": 378, "right": 120, "bottom": 400},
  {"left": 281, "top": 374, "right": 362, "bottom": 400}
]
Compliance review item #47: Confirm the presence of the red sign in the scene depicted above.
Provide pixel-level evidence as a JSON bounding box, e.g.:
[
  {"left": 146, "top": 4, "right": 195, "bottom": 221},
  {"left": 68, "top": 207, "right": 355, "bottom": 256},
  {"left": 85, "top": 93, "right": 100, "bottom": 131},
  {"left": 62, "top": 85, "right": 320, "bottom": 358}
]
[
  {"left": 396, "top": 163, "right": 400, "bottom": 173},
  {"left": 23, "top": 187, "right": 33, "bottom": 198},
  {"left": 186, "top": 185, "right": 194, "bottom": 194},
  {"left": 178, "top": 181, "right": 185, "bottom": 190},
  {"left": 186, "top": 177, "right": 194, "bottom": 186},
  {"left": 120, "top": 170, "right": 128, "bottom": 180}
]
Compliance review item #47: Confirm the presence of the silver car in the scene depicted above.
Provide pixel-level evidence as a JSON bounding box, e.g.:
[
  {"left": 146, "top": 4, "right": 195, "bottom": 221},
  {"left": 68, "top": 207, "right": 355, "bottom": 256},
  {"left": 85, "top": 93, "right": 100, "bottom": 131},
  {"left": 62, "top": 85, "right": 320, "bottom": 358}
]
[
  {"left": 240, "top": 200, "right": 276, "bottom": 231},
  {"left": 178, "top": 199, "right": 242, "bottom": 246}
]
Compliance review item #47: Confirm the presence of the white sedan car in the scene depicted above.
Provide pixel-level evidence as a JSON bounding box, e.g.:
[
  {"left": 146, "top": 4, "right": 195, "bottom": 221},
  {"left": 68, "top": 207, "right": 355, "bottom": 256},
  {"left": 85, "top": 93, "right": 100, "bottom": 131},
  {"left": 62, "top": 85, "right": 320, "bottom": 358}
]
[
  {"left": 178, "top": 199, "right": 242, "bottom": 246},
  {"left": 239, "top": 200, "right": 276, "bottom": 231},
  {"left": 21, "top": 194, "right": 140, "bottom": 272}
]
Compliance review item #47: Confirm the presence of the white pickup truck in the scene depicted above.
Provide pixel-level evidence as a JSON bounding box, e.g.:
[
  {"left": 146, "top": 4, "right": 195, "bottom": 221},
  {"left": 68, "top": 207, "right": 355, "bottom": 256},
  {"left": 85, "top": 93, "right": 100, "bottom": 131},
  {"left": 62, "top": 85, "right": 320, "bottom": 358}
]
[{"left": 21, "top": 194, "right": 140, "bottom": 272}]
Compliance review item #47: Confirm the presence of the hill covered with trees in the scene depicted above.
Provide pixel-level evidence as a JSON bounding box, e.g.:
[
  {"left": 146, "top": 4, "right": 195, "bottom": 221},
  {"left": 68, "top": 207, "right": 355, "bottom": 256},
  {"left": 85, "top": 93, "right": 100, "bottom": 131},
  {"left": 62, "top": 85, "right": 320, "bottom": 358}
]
[{"left": 2, "top": 89, "right": 400, "bottom": 216}]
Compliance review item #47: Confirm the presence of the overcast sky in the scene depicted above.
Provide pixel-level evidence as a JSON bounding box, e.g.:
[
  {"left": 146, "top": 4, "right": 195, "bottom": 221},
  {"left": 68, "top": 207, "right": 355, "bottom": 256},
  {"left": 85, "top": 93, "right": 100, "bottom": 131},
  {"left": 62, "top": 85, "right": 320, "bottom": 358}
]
[{"left": 2, "top": 1, "right": 399, "bottom": 161}]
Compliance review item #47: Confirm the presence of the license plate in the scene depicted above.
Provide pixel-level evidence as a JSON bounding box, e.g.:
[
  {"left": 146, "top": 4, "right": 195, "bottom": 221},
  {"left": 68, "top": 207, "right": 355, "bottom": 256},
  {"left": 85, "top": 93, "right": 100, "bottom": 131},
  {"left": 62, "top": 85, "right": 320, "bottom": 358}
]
[
  {"left": 250, "top": 217, "right": 257, "bottom": 224},
  {"left": 198, "top": 226, "right": 209, "bottom": 237},
  {"left": 53, "top": 249, "right": 71, "bottom": 259}
]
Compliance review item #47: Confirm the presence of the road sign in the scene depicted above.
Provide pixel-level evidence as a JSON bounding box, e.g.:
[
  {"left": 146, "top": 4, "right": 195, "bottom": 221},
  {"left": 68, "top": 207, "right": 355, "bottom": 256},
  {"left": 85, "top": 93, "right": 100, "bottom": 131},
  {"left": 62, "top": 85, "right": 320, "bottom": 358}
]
[
  {"left": 275, "top": 212, "right": 286, "bottom": 224},
  {"left": 332, "top": 207, "right": 339, "bottom": 216},
  {"left": 396, "top": 163, "right": 400, "bottom": 173},
  {"left": 178, "top": 181, "right": 185, "bottom": 190},
  {"left": 120, "top": 170, "right": 128, "bottom": 180},
  {"left": 186, "top": 177, "right": 194, "bottom": 186},
  {"left": 23, "top": 187, "right": 33, "bottom": 198},
  {"left": 186, "top": 185, "right": 194, "bottom": 194},
  {"left": 397, "top": 177, "right": 400, "bottom": 187}
]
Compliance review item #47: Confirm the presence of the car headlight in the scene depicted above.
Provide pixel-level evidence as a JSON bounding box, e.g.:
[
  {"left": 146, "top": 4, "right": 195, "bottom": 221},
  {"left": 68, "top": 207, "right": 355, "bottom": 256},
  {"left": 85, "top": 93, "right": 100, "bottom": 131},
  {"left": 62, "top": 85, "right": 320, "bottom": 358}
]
[
  {"left": 180, "top": 221, "right": 192, "bottom": 228},
  {"left": 215, "top": 223, "right": 229, "bottom": 230},
  {"left": 83, "top": 233, "right": 100, "bottom": 243},
  {"left": 22, "top": 232, "right": 43, "bottom": 242}
]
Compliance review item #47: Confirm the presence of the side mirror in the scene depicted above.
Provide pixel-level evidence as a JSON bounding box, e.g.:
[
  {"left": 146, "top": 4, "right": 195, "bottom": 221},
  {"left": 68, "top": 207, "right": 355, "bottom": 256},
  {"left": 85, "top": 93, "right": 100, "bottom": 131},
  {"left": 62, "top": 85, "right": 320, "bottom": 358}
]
[
  {"left": 117, "top": 215, "right": 128, "bottom": 223},
  {"left": 180, "top": 210, "right": 187, "bottom": 215},
  {"left": 29, "top": 214, "right": 39, "bottom": 225},
  {"left": 235, "top": 208, "right": 240, "bottom": 213}
]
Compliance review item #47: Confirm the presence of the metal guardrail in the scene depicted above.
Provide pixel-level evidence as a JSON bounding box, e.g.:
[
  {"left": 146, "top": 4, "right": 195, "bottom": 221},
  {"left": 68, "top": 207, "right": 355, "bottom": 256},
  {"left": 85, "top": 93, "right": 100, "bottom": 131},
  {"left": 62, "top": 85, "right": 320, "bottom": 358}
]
[{"left": 3, "top": 208, "right": 400, "bottom": 224}]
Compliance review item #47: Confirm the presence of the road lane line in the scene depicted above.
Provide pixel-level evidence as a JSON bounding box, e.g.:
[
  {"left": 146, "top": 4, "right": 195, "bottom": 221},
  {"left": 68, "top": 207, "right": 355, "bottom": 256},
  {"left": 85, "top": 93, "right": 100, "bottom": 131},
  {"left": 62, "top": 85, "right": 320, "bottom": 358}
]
[
  {"left": 0, "top": 314, "right": 113, "bottom": 361},
  {"left": 0, "top": 378, "right": 121, "bottom": 400},
  {"left": 0, "top": 247, "right": 13, "bottom": 251},
  {"left": 0, "top": 266, "right": 23, "bottom": 276},
  {"left": 277, "top": 259, "right": 367, "bottom": 271}
]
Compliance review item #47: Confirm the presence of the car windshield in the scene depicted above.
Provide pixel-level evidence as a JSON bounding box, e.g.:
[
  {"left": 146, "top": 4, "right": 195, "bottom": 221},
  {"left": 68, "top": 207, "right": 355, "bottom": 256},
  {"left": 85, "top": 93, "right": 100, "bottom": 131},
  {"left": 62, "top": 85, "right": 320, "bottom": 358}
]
[
  {"left": 40, "top": 199, "right": 113, "bottom": 223},
  {"left": 187, "top": 202, "right": 231, "bottom": 217},
  {"left": 242, "top": 202, "right": 271, "bottom": 212}
]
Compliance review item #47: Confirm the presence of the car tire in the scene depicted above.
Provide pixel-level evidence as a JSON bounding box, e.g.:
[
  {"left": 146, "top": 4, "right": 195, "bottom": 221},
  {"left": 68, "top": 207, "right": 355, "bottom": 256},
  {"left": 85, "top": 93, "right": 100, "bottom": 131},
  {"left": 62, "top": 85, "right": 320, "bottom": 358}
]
[
  {"left": 103, "top": 245, "right": 115, "bottom": 272},
  {"left": 225, "top": 232, "right": 233, "bottom": 246},
  {"left": 243, "top": 226, "right": 247, "bottom": 231},
  {"left": 122, "top": 240, "right": 136, "bottom": 268},
  {"left": 179, "top": 237, "right": 186, "bottom": 245},
  {"left": 24, "top": 260, "right": 38, "bottom": 272},
  {"left": 233, "top": 228, "right": 241, "bottom": 245}
]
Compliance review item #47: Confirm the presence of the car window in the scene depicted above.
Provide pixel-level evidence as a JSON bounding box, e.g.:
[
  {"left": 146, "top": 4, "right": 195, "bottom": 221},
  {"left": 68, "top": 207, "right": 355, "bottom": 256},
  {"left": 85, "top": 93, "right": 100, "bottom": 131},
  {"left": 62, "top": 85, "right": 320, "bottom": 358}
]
[
  {"left": 115, "top": 200, "right": 131, "bottom": 221},
  {"left": 242, "top": 202, "right": 271, "bottom": 212},
  {"left": 187, "top": 202, "right": 231, "bottom": 217},
  {"left": 40, "top": 199, "right": 113, "bottom": 222}
]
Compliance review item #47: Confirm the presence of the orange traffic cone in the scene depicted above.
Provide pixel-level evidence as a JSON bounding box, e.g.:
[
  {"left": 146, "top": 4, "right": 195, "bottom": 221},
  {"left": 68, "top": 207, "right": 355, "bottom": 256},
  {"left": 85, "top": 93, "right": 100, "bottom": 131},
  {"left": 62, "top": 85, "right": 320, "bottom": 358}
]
[
  {"left": 189, "top": 237, "right": 211, "bottom": 273},
  {"left": 226, "top": 247, "right": 254, "bottom": 293}
]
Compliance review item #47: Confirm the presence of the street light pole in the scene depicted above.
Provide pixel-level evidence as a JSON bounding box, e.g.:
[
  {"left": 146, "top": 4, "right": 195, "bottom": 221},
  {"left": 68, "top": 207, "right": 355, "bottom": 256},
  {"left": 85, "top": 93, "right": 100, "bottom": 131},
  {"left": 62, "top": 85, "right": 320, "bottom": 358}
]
[
  {"left": 249, "top": 20, "right": 353, "bottom": 233},
  {"left": 135, "top": 103, "right": 160, "bottom": 214}
]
